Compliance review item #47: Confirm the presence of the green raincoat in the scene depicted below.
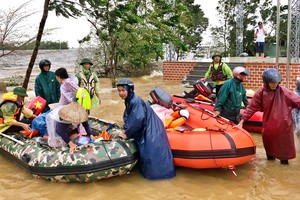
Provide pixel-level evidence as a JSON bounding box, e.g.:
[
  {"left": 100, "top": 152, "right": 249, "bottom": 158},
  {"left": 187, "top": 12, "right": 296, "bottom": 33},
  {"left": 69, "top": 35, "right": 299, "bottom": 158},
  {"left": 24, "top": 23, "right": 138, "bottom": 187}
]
[
  {"left": 35, "top": 71, "right": 60, "bottom": 112},
  {"left": 214, "top": 78, "right": 249, "bottom": 123}
]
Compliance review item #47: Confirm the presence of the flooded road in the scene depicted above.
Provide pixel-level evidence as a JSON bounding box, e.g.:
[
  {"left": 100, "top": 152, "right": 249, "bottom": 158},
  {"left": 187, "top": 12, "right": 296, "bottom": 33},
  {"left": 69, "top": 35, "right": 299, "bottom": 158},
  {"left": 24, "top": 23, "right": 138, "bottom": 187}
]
[{"left": 0, "top": 51, "right": 300, "bottom": 199}]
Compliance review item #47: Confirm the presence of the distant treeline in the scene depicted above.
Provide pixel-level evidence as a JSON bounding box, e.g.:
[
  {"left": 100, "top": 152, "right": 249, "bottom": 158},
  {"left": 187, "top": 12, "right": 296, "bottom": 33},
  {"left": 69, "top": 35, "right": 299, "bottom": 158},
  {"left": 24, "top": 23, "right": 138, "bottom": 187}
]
[{"left": 2, "top": 41, "right": 69, "bottom": 50}]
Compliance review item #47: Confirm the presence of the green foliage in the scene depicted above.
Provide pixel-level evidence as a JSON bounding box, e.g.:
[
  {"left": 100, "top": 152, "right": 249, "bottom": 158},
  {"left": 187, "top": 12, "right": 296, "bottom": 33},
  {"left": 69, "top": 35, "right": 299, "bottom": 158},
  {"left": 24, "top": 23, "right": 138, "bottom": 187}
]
[
  {"left": 5, "top": 75, "right": 22, "bottom": 87},
  {"left": 175, "top": 3, "right": 208, "bottom": 59},
  {"left": 19, "top": 41, "right": 69, "bottom": 50},
  {"left": 49, "top": 0, "right": 82, "bottom": 18},
  {"left": 76, "top": 0, "right": 207, "bottom": 81}
]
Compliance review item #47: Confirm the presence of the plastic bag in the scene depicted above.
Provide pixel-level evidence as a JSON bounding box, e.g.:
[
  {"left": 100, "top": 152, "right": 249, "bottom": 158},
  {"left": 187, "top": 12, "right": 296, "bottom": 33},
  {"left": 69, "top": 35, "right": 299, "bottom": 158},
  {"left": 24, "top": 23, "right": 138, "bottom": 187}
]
[
  {"left": 73, "top": 136, "right": 91, "bottom": 145},
  {"left": 46, "top": 106, "right": 68, "bottom": 147},
  {"left": 31, "top": 111, "right": 50, "bottom": 136}
]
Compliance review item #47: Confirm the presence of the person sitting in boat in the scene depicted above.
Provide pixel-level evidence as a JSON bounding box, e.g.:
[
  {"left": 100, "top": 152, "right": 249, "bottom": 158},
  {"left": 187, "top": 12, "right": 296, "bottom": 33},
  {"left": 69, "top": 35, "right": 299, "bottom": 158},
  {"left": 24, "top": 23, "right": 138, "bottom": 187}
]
[
  {"left": 200, "top": 53, "right": 233, "bottom": 97},
  {"left": 0, "top": 87, "right": 37, "bottom": 134},
  {"left": 236, "top": 68, "right": 300, "bottom": 165},
  {"left": 116, "top": 78, "right": 175, "bottom": 180},
  {"left": 213, "top": 66, "right": 250, "bottom": 124},
  {"left": 46, "top": 68, "right": 93, "bottom": 153}
]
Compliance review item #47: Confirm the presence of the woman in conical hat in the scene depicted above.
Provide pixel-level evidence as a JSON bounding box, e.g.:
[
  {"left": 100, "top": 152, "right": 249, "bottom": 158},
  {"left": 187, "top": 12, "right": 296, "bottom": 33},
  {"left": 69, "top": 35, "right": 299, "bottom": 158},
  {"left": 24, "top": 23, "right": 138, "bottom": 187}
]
[
  {"left": 58, "top": 102, "right": 88, "bottom": 123},
  {"left": 46, "top": 68, "right": 93, "bottom": 153}
]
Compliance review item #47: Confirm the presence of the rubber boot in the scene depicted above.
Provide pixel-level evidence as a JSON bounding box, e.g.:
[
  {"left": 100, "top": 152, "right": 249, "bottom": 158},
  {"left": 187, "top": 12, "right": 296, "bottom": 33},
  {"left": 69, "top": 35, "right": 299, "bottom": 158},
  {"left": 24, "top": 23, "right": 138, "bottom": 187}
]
[
  {"left": 267, "top": 155, "right": 275, "bottom": 160},
  {"left": 280, "top": 160, "right": 289, "bottom": 165}
]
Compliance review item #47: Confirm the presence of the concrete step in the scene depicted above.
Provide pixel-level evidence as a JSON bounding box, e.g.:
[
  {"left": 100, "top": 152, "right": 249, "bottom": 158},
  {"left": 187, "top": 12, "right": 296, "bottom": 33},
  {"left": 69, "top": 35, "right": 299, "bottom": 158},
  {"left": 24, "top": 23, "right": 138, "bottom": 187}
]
[{"left": 189, "top": 70, "right": 206, "bottom": 76}]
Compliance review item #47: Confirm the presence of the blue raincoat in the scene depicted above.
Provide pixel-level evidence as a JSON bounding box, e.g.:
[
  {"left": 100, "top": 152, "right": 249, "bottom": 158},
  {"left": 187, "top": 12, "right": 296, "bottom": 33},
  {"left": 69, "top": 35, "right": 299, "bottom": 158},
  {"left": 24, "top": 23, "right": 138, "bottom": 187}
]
[{"left": 123, "top": 91, "right": 175, "bottom": 180}]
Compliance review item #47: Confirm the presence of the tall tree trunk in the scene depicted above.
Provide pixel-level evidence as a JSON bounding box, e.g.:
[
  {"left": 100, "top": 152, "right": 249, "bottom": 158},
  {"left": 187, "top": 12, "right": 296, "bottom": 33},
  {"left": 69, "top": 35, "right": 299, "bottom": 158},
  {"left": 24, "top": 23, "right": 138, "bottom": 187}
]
[{"left": 22, "top": 0, "right": 50, "bottom": 89}]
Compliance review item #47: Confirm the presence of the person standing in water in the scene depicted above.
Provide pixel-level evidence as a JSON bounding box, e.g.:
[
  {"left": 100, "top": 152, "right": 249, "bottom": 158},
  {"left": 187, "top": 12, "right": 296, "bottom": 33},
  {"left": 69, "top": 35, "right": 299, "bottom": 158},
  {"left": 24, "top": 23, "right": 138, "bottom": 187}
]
[
  {"left": 75, "top": 58, "right": 101, "bottom": 113},
  {"left": 236, "top": 68, "right": 300, "bottom": 165},
  {"left": 116, "top": 78, "right": 175, "bottom": 180},
  {"left": 35, "top": 59, "right": 60, "bottom": 113}
]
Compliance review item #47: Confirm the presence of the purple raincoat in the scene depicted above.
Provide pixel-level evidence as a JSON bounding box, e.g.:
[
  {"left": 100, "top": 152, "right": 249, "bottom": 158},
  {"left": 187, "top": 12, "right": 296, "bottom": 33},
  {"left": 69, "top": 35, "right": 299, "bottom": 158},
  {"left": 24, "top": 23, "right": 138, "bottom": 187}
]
[{"left": 242, "top": 84, "right": 300, "bottom": 160}]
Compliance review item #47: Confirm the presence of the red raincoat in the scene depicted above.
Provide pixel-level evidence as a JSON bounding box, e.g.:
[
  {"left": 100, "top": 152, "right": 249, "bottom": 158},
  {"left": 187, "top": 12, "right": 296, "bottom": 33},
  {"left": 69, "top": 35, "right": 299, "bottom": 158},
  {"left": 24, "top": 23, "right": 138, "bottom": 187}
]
[{"left": 242, "top": 84, "right": 300, "bottom": 160}]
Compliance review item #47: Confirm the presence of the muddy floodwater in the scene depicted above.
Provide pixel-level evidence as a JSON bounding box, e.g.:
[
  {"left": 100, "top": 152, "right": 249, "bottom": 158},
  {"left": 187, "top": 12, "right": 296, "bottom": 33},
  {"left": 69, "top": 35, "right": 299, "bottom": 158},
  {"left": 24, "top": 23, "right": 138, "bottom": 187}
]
[{"left": 0, "top": 50, "right": 300, "bottom": 200}]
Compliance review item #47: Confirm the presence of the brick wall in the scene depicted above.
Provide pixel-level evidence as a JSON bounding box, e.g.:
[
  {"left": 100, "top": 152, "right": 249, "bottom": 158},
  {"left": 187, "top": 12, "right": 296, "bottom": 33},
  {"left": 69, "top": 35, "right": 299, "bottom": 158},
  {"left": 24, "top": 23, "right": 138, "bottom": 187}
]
[
  {"left": 244, "top": 63, "right": 300, "bottom": 90},
  {"left": 163, "top": 61, "right": 300, "bottom": 90},
  {"left": 163, "top": 61, "right": 198, "bottom": 81}
]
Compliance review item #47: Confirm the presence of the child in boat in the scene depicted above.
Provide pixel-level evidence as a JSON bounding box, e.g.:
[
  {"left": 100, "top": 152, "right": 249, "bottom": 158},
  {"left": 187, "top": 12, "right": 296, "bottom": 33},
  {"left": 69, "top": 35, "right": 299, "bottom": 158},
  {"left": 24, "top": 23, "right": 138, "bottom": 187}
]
[
  {"left": 0, "top": 87, "right": 36, "bottom": 133},
  {"left": 213, "top": 66, "right": 250, "bottom": 123},
  {"left": 116, "top": 78, "right": 175, "bottom": 180},
  {"left": 236, "top": 68, "right": 300, "bottom": 164}
]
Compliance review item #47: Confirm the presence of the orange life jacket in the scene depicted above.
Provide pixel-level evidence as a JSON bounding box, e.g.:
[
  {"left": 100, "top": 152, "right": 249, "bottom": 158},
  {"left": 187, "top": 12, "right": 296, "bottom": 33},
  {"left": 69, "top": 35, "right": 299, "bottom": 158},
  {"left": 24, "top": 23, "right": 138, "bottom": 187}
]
[{"left": 165, "top": 110, "right": 187, "bottom": 129}]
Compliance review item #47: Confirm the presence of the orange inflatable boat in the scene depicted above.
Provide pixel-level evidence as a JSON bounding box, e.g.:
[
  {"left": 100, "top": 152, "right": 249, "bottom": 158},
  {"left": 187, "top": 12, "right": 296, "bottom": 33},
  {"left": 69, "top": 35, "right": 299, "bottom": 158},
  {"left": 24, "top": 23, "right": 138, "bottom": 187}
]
[
  {"left": 182, "top": 80, "right": 263, "bottom": 133},
  {"left": 150, "top": 88, "right": 256, "bottom": 169}
]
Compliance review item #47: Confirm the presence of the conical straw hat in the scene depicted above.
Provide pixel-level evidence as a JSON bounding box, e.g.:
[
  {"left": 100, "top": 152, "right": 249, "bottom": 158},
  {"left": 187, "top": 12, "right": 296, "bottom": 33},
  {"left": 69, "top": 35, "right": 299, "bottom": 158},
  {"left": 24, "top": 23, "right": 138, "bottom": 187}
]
[{"left": 58, "top": 102, "right": 88, "bottom": 123}]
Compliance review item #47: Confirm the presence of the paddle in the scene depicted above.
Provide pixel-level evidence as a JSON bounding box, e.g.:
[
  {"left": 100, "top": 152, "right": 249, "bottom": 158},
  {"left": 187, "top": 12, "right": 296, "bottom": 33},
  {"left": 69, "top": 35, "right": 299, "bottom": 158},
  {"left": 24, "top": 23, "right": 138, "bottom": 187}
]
[
  {"left": 184, "top": 98, "right": 233, "bottom": 124},
  {"left": 0, "top": 132, "right": 25, "bottom": 146},
  {"left": 185, "top": 97, "right": 215, "bottom": 106}
]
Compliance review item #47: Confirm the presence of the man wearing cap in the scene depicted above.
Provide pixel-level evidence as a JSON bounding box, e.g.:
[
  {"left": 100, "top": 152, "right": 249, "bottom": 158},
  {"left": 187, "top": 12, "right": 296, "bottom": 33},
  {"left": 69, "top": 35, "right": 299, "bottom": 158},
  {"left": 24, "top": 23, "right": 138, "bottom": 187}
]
[
  {"left": 254, "top": 21, "right": 267, "bottom": 59},
  {"left": 35, "top": 59, "right": 61, "bottom": 113},
  {"left": 0, "top": 87, "right": 36, "bottom": 133},
  {"left": 201, "top": 53, "right": 233, "bottom": 97},
  {"left": 75, "top": 58, "right": 101, "bottom": 112}
]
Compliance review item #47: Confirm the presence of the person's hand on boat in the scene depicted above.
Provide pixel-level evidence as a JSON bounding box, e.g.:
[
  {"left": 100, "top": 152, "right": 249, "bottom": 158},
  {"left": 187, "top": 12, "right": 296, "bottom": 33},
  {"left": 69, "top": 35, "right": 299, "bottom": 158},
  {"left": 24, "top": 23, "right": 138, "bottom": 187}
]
[
  {"left": 13, "top": 121, "right": 31, "bottom": 131},
  {"left": 21, "top": 123, "right": 31, "bottom": 131},
  {"left": 233, "top": 119, "right": 244, "bottom": 129},
  {"left": 90, "top": 135, "right": 95, "bottom": 140},
  {"left": 119, "top": 131, "right": 127, "bottom": 139},
  {"left": 68, "top": 140, "right": 77, "bottom": 153},
  {"left": 213, "top": 111, "right": 220, "bottom": 118},
  {"left": 200, "top": 78, "right": 207, "bottom": 82},
  {"left": 89, "top": 135, "right": 95, "bottom": 143}
]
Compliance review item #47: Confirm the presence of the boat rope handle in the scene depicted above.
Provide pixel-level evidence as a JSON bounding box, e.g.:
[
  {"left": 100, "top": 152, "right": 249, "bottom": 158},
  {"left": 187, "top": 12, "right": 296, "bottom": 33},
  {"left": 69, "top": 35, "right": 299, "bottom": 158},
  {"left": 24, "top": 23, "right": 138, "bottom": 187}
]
[
  {"left": 228, "top": 165, "right": 237, "bottom": 176},
  {"left": 101, "top": 140, "right": 116, "bottom": 165}
]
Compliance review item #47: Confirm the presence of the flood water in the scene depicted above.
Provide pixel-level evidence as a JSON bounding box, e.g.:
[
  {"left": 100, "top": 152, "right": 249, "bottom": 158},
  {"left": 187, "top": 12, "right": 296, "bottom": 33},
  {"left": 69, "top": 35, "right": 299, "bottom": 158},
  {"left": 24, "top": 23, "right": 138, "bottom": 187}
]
[{"left": 0, "top": 50, "right": 300, "bottom": 199}]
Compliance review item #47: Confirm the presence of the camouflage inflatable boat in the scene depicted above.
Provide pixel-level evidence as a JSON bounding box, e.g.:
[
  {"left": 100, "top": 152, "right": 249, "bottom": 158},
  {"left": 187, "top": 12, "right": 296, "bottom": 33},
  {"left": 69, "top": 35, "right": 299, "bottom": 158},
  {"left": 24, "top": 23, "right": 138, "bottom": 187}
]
[{"left": 0, "top": 117, "right": 138, "bottom": 183}]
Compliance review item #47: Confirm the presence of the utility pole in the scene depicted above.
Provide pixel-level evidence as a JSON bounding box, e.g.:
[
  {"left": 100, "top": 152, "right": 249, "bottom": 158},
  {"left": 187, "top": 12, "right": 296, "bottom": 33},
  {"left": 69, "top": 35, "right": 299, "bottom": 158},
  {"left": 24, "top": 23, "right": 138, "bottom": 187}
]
[
  {"left": 166, "top": 0, "right": 176, "bottom": 61},
  {"left": 235, "top": 0, "right": 243, "bottom": 56},
  {"left": 290, "top": 0, "right": 300, "bottom": 63},
  {"left": 275, "top": 0, "right": 280, "bottom": 69},
  {"left": 286, "top": 0, "right": 300, "bottom": 88}
]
